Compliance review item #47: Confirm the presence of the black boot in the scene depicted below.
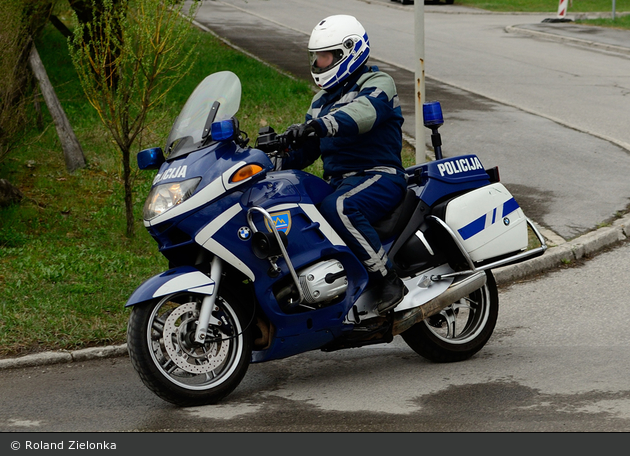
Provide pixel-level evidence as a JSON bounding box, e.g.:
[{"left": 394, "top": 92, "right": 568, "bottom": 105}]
[{"left": 374, "top": 269, "right": 407, "bottom": 315}]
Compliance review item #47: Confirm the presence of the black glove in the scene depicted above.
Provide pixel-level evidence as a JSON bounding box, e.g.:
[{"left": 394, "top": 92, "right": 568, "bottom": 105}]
[{"left": 284, "top": 120, "right": 322, "bottom": 148}]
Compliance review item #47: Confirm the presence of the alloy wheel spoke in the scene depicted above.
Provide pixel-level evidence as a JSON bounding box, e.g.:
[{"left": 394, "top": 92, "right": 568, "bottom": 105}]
[{"left": 441, "top": 307, "right": 457, "bottom": 339}]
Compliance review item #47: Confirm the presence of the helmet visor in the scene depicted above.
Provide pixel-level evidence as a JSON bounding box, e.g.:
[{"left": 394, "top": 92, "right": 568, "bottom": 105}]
[{"left": 309, "top": 49, "right": 346, "bottom": 75}]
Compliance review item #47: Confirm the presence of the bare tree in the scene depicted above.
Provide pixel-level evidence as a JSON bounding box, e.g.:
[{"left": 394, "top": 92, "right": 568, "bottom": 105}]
[
  {"left": 29, "top": 44, "right": 87, "bottom": 172},
  {"left": 1, "top": 0, "right": 86, "bottom": 174},
  {"left": 68, "top": 0, "right": 199, "bottom": 237}
]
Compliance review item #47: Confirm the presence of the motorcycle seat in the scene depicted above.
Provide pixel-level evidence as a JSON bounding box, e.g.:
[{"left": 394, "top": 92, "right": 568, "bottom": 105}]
[{"left": 373, "top": 189, "right": 418, "bottom": 241}]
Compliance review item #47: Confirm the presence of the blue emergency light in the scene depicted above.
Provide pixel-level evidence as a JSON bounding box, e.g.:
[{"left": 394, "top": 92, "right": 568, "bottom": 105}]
[
  {"left": 211, "top": 119, "right": 236, "bottom": 141},
  {"left": 423, "top": 101, "right": 444, "bottom": 160},
  {"left": 423, "top": 101, "right": 444, "bottom": 128}
]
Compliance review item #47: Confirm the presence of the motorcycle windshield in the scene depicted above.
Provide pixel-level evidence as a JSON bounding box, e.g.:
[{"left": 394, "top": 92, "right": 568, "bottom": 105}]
[{"left": 165, "top": 71, "right": 242, "bottom": 160}]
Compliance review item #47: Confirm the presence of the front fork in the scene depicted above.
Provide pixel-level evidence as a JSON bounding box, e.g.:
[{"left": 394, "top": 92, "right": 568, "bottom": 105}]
[{"left": 194, "top": 256, "right": 223, "bottom": 344}]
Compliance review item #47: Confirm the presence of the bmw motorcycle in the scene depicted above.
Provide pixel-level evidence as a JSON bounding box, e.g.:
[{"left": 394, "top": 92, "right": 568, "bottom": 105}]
[{"left": 126, "top": 71, "right": 547, "bottom": 406}]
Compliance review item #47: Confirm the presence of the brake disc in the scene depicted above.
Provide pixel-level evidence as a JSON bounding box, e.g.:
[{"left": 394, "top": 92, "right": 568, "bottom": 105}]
[{"left": 162, "top": 302, "right": 230, "bottom": 374}]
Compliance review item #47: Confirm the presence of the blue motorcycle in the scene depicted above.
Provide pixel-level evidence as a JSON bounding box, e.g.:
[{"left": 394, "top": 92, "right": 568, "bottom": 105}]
[{"left": 126, "top": 71, "right": 546, "bottom": 406}]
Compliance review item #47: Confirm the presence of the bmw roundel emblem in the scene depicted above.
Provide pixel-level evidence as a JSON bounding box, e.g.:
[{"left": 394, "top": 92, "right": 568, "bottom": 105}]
[
  {"left": 238, "top": 227, "right": 251, "bottom": 240},
  {"left": 503, "top": 217, "right": 510, "bottom": 226}
]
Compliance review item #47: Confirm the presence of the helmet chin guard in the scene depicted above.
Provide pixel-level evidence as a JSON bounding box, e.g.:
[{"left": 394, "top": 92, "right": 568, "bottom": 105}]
[{"left": 308, "top": 15, "right": 370, "bottom": 90}]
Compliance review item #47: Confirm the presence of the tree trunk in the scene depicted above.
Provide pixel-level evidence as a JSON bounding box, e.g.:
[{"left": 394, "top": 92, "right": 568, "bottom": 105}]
[
  {"left": 28, "top": 44, "right": 86, "bottom": 173},
  {"left": 122, "top": 146, "right": 135, "bottom": 238}
]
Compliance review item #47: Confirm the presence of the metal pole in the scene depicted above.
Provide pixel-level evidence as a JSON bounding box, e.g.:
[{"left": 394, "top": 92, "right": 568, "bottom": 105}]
[
  {"left": 415, "top": 0, "right": 426, "bottom": 164},
  {"left": 613, "top": 0, "right": 616, "bottom": 20}
]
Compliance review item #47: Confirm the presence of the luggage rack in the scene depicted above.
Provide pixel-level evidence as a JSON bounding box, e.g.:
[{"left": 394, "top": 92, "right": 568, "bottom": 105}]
[{"left": 428, "top": 216, "right": 548, "bottom": 280}]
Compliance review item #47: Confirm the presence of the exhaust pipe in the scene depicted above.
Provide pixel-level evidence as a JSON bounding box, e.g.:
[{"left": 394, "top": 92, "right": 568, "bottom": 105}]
[{"left": 392, "top": 271, "right": 487, "bottom": 335}]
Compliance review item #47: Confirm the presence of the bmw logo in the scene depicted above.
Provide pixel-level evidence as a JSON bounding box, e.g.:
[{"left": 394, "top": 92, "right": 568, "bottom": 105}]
[
  {"left": 503, "top": 217, "right": 510, "bottom": 226},
  {"left": 238, "top": 227, "right": 251, "bottom": 240}
]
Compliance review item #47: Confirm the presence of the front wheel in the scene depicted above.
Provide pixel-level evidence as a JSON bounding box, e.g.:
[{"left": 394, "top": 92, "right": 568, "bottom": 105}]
[
  {"left": 127, "top": 290, "right": 253, "bottom": 406},
  {"left": 401, "top": 271, "right": 498, "bottom": 362}
]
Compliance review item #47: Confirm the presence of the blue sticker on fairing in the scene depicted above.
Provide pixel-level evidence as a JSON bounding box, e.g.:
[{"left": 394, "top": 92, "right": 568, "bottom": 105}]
[
  {"left": 458, "top": 216, "right": 486, "bottom": 241},
  {"left": 457, "top": 198, "right": 520, "bottom": 241},
  {"left": 265, "top": 211, "right": 292, "bottom": 234},
  {"left": 502, "top": 197, "right": 520, "bottom": 218}
]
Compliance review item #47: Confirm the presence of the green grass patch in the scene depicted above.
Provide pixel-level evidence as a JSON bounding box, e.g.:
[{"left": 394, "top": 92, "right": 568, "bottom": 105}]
[
  {"left": 0, "top": 19, "right": 320, "bottom": 357},
  {"left": 575, "top": 14, "right": 630, "bottom": 28},
  {"left": 456, "top": 0, "right": 630, "bottom": 29},
  {"left": 455, "top": 0, "right": 629, "bottom": 13}
]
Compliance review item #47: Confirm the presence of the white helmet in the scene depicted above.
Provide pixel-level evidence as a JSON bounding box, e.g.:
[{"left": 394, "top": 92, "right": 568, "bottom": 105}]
[{"left": 308, "top": 15, "right": 370, "bottom": 90}]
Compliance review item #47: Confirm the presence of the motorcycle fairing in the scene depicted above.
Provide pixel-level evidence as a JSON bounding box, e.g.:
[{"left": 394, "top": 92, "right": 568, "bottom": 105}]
[
  {"left": 144, "top": 160, "right": 368, "bottom": 342},
  {"left": 232, "top": 170, "right": 372, "bottom": 362},
  {"left": 125, "top": 265, "right": 215, "bottom": 307},
  {"left": 146, "top": 190, "right": 244, "bottom": 268},
  {"left": 227, "top": 239, "right": 364, "bottom": 363},
  {"left": 142, "top": 144, "right": 274, "bottom": 267},
  {"left": 251, "top": 329, "right": 343, "bottom": 363},
  {"left": 149, "top": 163, "right": 367, "bottom": 363},
  {"left": 194, "top": 200, "right": 256, "bottom": 280},
  {"left": 241, "top": 168, "right": 335, "bottom": 207},
  {"left": 145, "top": 142, "right": 274, "bottom": 227}
]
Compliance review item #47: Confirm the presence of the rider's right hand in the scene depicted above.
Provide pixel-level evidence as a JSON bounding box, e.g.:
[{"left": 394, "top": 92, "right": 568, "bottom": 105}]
[
  {"left": 283, "top": 124, "right": 302, "bottom": 148},
  {"left": 284, "top": 121, "right": 322, "bottom": 148}
]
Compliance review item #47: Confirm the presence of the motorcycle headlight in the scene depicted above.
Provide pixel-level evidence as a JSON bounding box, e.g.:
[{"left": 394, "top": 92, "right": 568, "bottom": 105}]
[{"left": 143, "top": 177, "right": 201, "bottom": 221}]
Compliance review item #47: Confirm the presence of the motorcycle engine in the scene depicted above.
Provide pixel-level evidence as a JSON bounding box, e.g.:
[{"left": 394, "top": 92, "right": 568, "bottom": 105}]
[{"left": 298, "top": 259, "right": 347, "bottom": 305}]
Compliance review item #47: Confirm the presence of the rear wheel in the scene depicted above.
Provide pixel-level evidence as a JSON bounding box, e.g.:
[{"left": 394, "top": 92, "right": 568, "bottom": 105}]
[
  {"left": 402, "top": 271, "right": 498, "bottom": 362},
  {"left": 127, "top": 290, "right": 253, "bottom": 406}
]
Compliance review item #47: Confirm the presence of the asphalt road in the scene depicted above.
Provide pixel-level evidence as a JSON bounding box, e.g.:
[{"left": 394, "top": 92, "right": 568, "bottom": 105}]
[
  {"left": 2, "top": 0, "right": 630, "bottom": 437},
  {"left": 2, "top": 242, "right": 630, "bottom": 433}
]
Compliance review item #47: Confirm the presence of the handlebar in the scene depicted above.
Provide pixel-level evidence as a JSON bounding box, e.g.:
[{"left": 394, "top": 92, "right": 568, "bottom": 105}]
[{"left": 255, "top": 126, "right": 291, "bottom": 155}]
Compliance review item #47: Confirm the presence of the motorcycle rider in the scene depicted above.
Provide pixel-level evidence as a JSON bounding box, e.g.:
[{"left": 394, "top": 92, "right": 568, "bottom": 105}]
[{"left": 278, "top": 14, "right": 407, "bottom": 315}]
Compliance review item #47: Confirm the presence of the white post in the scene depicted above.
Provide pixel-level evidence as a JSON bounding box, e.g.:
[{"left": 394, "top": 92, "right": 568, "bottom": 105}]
[
  {"left": 612, "top": 0, "right": 616, "bottom": 20},
  {"left": 557, "top": 0, "right": 569, "bottom": 18},
  {"left": 415, "top": 0, "right": 426, "bottom": 164}
]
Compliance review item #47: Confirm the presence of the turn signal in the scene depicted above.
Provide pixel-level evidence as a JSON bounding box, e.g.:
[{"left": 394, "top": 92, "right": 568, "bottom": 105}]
[{"left": 231, "top": 164, "right": 263, "bottom": 183}]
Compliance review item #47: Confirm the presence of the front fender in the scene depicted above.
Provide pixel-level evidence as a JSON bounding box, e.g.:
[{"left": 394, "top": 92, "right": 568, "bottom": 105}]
[{"left": 125, "top": 265, "right": 215, "bottom": 307}]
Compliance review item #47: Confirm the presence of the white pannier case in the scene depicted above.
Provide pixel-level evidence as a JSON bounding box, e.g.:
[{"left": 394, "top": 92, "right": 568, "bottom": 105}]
[{"left": 444, "top": 183, "right": 528, "bottom": 263}]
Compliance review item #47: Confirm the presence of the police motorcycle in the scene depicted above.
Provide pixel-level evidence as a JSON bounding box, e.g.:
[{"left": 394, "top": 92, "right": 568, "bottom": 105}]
[{"left": 126, "top": 70, "right": 547, "bottom": 406}]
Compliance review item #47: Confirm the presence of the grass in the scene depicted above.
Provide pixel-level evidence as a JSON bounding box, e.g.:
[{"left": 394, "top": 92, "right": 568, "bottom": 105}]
[
  {"left": 455, "top": 0, "right": 628, "bottom": 13},
  {"left": 1, "top": 0, "right": 624, "bottom": 358},
  {"left": 456, "top": 0, "right": 630, "bottom": 29},
  {"left": 575, "top": 14, "right": 630, "bottom": 28},
  {"left": 0, "top": 20, "right": 320, "bottom": 357}
]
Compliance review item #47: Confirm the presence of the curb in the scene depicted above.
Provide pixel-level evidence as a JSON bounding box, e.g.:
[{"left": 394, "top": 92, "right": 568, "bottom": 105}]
[
  {"left": 0, "top": 345, "right": 128, "bottom": 371},
  {"left": 3, "top": 214, "right": 630, "bottom": 370},
  {"left": 494, "top": 212, "right": 630, "bottom": 285},
  {"left": 505, "top": 25, "right": 630, "bottom": 57}
]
